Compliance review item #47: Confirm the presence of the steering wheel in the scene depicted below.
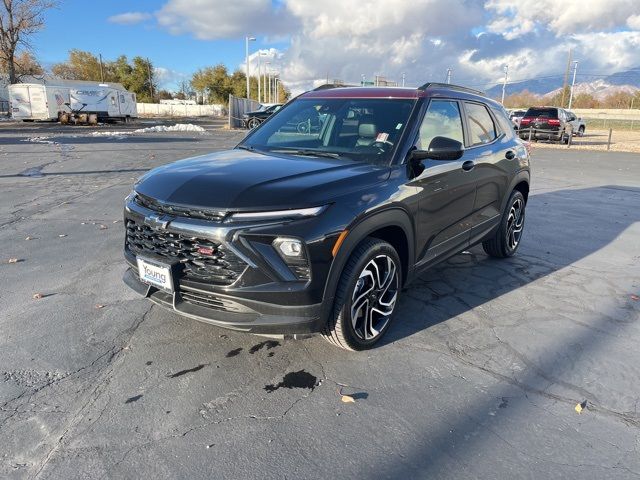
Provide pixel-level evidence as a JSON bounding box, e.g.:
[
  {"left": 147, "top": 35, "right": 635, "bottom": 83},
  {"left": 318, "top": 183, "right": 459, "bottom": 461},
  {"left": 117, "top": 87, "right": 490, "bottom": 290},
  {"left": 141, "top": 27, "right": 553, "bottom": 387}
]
[{"left": 370, "top": 139, "right": 394, "bottom": 153}]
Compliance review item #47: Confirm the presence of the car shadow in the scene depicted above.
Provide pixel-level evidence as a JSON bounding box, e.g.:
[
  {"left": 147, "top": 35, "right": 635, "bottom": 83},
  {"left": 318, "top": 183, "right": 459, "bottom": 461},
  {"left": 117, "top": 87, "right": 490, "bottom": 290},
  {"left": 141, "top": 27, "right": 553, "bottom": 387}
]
[
  {"left": 381, "top": 184, "right": 640, "bottom": 346},
  {"left": 361, "top": 184, "right": 640, "bottom": 477}
]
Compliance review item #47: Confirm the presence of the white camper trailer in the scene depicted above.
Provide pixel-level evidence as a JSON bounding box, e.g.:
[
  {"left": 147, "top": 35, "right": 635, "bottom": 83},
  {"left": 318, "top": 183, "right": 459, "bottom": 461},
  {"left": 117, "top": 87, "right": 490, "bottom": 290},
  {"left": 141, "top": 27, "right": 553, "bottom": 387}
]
[{"left": 9, "top": 79, "right": 137, "bottom": 124}]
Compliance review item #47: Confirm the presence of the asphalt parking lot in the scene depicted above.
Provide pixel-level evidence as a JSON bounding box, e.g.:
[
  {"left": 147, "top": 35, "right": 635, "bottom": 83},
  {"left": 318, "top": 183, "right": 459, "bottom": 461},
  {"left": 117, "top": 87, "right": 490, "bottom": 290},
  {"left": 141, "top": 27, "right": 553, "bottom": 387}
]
[{"left": 1, "top": 118, "right": 639, "bottom": 479}]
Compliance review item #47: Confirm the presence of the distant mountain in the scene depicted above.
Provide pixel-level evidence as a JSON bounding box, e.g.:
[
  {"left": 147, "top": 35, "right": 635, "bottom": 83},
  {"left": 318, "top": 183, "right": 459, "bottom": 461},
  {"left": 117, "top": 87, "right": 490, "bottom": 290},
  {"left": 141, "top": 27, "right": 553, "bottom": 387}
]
[
  {"left": 485, "top": 66, "right": 640, "bottom": 98},
  {"left": 546, "top": 79, "right": 639, "bottom": 100}
]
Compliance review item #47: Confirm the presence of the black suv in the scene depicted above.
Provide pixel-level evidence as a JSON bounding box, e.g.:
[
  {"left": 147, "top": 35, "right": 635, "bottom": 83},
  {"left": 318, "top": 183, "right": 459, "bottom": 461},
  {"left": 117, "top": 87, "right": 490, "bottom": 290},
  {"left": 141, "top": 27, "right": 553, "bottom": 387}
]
[
  {"left": 518, "top": 106, "right": 573, "bottom": 143},
  {"left": 243, "top": 104, "right": 283, "bottom": 129},
  {"left": 123, "top": 83, "right": 530, "bottom": 350}
]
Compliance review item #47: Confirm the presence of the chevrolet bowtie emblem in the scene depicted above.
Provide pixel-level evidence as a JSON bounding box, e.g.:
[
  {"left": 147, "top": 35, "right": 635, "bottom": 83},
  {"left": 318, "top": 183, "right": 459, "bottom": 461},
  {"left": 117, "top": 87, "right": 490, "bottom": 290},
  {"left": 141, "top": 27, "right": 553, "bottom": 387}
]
[{"left": 144, "top": 213, "right": 173, "bottom": 229}]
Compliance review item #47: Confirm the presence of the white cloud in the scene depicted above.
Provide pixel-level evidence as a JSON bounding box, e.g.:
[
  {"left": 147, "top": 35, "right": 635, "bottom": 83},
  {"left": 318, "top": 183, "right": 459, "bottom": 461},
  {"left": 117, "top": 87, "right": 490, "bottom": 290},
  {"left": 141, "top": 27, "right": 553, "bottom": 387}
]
[
  {"left": 149, "top": 0, "right": 640, "bottom": 93},
  {"left": 108, "top": 12, "right": 152, "bottom": 25},
  {"left": 486, "top": 0, "right": 640, "bottom": 38},
  {"left": 155, "top": 67, "right": 189, "bottom": 90},
  {"left": 628, "top": 15, "right": 640, "bottom": 30},
  {"left": 155, "top": 0, "right": 296, "bottom": 40}
]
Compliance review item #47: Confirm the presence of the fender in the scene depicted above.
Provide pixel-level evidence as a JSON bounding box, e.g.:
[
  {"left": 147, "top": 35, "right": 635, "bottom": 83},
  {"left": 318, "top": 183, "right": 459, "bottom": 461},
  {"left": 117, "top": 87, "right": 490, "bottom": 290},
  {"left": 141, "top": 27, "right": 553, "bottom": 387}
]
[
  {"left": 499, "top": 168, "right": 530, "bottom": 214},
  {"left": 319, "top": 207, "right": 415, "bottom": 323}
]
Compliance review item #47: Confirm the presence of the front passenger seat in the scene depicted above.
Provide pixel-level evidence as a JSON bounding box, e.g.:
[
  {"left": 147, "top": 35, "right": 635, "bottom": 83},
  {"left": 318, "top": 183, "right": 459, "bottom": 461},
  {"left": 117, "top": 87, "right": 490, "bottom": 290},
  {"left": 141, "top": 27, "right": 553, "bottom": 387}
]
[{"left": 356, "top": 123, "right": 378, "bottom": 147}]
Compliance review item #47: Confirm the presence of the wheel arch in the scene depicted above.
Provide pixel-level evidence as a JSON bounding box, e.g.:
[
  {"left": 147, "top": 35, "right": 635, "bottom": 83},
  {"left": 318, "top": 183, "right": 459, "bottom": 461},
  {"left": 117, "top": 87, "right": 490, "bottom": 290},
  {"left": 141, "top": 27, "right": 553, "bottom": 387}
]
[
  {"left": 500, "top": 170, "right": 530, "bottom": 214},
  {"left": 320, "top": 208, "right": 415, "bottom": 321}
]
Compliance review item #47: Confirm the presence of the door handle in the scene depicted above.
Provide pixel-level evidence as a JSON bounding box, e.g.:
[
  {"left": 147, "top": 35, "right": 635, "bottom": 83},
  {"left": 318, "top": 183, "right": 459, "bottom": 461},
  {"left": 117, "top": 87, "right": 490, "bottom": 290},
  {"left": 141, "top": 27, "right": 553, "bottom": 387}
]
[
  {"left": 462, "top": 160, "right": 475, "bottom": 171},
  {"left": 505, "top": 150, "right": 516, "bottom": 160}
]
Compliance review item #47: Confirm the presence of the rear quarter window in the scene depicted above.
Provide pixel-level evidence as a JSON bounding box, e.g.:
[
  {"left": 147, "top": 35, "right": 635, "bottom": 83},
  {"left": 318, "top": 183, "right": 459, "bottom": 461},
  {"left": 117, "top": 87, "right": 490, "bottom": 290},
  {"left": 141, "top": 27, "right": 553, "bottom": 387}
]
[{"left": 491, "top": 106, "right": 515, "bottom": 139}]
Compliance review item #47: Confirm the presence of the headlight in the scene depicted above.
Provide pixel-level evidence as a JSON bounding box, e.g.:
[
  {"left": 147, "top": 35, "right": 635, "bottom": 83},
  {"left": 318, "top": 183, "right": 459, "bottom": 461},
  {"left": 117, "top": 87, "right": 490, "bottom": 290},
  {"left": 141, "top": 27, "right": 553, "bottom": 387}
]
[{"left": 228, "top": 205, "right": 327, "bottom": 222}]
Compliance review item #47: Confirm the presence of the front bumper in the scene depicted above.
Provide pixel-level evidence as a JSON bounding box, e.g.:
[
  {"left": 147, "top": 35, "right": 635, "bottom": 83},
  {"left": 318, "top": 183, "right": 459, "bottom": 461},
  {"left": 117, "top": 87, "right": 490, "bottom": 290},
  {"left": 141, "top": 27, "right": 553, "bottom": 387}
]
[
  {"left": 123, "top": 268, "right": 323, "bottom": 333},
  {"left": 122, "top": 195, "right": 340, "bottom": 334}
]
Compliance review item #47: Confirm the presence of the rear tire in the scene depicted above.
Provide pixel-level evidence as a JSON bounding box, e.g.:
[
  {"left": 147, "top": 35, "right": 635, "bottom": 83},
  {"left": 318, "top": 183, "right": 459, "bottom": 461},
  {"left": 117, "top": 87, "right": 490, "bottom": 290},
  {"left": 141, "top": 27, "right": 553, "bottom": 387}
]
[
  {"left": 578, "top": 126, "right": 585, "bottom": 137},
  {"left": 482, "top": 190, "right": 526, "bottom": 258},
  {"left": 322, "top": 238, "right": 401, "bottom": 351}
]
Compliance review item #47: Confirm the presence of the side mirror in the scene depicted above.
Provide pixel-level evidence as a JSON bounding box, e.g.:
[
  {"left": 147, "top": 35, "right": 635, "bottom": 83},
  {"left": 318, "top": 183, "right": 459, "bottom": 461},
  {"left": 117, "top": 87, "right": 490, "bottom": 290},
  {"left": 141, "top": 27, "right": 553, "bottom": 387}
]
[
  {"left": 411, "top": 136, "right": 464, "bottom": 161},
  {"left": 427, "top": 136, "right": 464, "bottom": 160}
]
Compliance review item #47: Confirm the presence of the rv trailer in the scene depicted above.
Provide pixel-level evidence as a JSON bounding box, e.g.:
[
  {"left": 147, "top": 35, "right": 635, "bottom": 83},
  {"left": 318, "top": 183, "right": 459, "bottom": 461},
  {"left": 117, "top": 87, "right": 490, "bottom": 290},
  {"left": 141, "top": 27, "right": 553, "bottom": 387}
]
[{"left": 9, "top": 79, "right": 137, "bottom": 124}]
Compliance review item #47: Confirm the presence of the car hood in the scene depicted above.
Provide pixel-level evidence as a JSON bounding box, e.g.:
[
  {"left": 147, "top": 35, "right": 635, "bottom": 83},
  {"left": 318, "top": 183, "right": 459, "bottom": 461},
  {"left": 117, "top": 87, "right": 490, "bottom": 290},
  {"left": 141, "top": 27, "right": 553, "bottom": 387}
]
[
  {"left": 244, "top": 110, "right": 265, "bottom": 116},
  {"left": 134, "top": 149, "right": 390, "bottom": 211}
]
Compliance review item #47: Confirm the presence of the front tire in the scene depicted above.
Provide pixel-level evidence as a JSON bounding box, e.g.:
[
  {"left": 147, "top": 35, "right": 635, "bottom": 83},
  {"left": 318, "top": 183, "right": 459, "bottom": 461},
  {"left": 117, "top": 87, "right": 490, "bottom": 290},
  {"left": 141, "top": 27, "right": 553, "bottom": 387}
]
[
  {"left": 323, "top": 238, "right": 401, "bottom": 351},
  {"left": 482, "top": 190, "right": 526, "bottom": 258},
  {"left": 578, "top": 126, "right": 585, "bottom": 137},
  {"left": 247, "top": 117, "right": 260, "bottom": 129}
]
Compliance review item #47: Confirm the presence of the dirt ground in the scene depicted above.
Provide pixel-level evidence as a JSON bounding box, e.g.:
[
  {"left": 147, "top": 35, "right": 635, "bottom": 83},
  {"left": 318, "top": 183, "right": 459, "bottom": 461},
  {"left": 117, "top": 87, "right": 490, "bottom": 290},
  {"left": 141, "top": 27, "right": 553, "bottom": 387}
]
[{"left": 528, "top": 128, "right": 640, "bottom": 153}]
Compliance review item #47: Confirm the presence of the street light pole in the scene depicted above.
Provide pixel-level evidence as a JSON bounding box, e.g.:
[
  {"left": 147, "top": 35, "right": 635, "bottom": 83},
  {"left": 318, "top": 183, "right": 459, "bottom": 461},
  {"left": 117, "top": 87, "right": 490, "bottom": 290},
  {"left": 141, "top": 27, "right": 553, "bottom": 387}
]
[
  {"left": 361, "top": 74, "right": 366, "bottom": 86},
  {"left": 501, "top": 65, "right": 509, "bottom": 105},
  {"left": 245, "top": 36, "right": 255, "bottom": 99},
  {"left": 401, "top": 72, "right": 405, "bottom": 87},
  {"left": 264, "top": 61, "right": 271, "bottom": 103},
  {"left": 568, "top": 60, "right": 579, "bottom": 110},
  {"left": 446, "top": 68, "right": 452, "bottom": 84}
]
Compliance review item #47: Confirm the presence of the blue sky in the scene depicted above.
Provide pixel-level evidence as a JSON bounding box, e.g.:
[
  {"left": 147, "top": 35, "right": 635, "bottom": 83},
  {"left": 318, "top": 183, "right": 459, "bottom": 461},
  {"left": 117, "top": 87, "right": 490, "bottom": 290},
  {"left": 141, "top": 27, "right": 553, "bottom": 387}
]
[
  {"left": 32, "top": 0, "right": 287, "bottom": 88},
  {"left": 29, "top": 0, "right": 640, "bottom": 93}
]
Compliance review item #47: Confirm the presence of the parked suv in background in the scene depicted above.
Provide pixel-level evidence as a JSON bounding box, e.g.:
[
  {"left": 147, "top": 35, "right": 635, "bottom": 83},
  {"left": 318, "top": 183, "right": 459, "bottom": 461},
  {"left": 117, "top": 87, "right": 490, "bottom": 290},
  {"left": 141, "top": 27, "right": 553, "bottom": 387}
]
[
  {"left": 243, "top": 104, "right": 283, "bottom": 129},
  {"left": 565, "top": 110, "right": 586, "bottom": 136},
  {"left": 509, "top": 109, "right": 527, "bottom": 129},
  {"left": 519, "top": 106, "right": 575, "bottom": 142},
  {"left": 123, "top": 83, "right": 530, "bottom": 350}
]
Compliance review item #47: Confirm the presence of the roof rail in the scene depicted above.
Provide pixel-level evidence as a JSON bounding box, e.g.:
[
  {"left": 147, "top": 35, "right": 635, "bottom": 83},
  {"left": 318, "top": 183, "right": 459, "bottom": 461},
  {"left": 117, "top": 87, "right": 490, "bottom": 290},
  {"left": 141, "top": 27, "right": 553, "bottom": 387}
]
[
  {"left": 313, "top": 83, "right": 353, "bottom": 91},
  {"left": 418, "top": 82, "right": 484, "bottom": 96}
]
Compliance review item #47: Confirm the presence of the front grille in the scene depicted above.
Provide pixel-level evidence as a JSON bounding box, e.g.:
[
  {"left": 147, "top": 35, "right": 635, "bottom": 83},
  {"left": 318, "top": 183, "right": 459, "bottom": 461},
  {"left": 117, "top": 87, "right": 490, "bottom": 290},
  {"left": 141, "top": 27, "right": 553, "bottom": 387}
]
[
  {"left": 126, "top": 219, "right": 246, "bottom": 285},
  {"left": 135, "top": 193, "right": 227, "bottom": 222}
]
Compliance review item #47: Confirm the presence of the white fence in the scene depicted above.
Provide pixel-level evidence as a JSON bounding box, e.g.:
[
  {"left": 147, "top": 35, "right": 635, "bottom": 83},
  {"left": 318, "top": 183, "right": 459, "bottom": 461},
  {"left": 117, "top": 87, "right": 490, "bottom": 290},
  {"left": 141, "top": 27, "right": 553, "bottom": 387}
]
[
  {"left": 572, "top": 109, "right": 640, "bottom": 121},
  {"left": 136, "top": 103, "right": 225, "bottom": 117}
]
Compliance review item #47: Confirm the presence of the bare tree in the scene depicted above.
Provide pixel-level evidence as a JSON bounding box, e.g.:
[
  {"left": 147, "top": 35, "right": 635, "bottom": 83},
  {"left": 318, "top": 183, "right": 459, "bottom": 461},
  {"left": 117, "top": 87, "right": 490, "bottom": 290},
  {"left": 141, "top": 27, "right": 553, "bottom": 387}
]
[{"left": 0, "top": 0, "right": 55, "bottom": 83}]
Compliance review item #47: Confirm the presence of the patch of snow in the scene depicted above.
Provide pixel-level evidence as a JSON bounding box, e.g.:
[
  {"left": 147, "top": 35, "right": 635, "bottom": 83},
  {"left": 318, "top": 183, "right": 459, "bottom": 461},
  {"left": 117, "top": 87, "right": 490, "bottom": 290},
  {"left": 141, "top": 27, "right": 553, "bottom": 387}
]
[
  {"left": 134, "top": 123, "right": 206, "bottom": 133},
  {"left": 22, "top": 136, "right": 57, "bottom": 145}
]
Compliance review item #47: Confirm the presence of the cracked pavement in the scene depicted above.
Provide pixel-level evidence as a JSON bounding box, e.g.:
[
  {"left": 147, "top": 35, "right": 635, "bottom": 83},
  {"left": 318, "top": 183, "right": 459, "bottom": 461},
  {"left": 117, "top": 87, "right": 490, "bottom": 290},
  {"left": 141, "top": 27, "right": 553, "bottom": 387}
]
[{"left": 1, "top": 119, "right": 639, "bottom": 479}]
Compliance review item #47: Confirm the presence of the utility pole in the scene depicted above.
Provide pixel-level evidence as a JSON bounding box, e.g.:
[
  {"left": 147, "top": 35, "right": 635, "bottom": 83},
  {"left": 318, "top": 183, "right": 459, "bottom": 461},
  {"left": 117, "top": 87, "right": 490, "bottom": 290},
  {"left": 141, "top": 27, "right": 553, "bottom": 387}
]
[
  {"left": 146, "top": 58, "right": 154, "bottom": 102},
  {"left": 99, "top": 54, "right": 104, "bottom": 82},
  {"left": 245, "top": 36, "right": 255, "bottom": 99},
  {"left": 361, "top": 74, "right": 366, "bottom": 86},
  {"left": 568, "top": 60, "right": 578, "bottom": 110},
  {"left": 446, "top": 68, "right": 452, "bottom": 84},
  {"left": 561, "top": 49, "right": 572, "bottom": 108},
  {"left": 501, "top": 65, "right": 508, "bottom": 105},
  {"left": 401, "top": 72, "right": 406, "bottom": 87}
]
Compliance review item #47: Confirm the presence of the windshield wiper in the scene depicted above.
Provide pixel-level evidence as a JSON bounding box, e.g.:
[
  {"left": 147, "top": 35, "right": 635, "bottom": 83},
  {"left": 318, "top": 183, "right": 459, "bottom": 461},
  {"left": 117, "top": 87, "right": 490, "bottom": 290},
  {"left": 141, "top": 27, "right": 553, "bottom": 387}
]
[{"left": 269, "top": 148, "right": 342, "bottom": 159}]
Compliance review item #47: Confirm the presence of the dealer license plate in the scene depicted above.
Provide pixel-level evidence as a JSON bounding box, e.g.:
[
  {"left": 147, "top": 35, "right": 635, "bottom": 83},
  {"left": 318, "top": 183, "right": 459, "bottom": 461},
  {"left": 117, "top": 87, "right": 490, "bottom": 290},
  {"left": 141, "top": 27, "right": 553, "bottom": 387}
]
[{"left": 137, "top": 257, "right": 173, "bottom": 292}]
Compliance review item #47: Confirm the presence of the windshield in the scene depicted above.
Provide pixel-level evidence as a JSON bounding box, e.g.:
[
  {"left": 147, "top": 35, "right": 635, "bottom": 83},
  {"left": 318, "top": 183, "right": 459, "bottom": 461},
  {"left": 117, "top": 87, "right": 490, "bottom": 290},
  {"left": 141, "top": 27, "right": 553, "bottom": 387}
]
[{"left": 240, "top": 98, "right": 416, "bottom": 165}]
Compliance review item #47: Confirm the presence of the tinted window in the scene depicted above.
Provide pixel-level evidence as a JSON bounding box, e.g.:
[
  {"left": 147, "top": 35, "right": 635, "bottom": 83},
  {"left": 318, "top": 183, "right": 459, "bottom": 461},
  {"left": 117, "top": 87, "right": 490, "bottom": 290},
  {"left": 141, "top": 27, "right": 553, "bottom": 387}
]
[
  {"left": 242, "top": 98, "right": 416, "bottom": 166},
  {"left": 491, "top": 106, "right": 515, "bottom": 138},
  {"left": 465, "top": 102, "right": 497, "bottom": 145},
  {"left": 525, "top": 107, "right": 558, "bottom": 118},
  {"left": 416, "top": 100, "right": 464, "bottom": 150}
]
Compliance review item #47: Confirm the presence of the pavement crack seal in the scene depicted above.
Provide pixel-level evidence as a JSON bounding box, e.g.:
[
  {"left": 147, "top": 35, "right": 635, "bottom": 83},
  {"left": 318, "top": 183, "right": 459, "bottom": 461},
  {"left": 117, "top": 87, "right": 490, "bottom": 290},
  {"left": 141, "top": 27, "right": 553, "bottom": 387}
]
[
  {"left": 437, "top": 342, "right": 640, "bottom": 429},
  {"left": 29, "top": 304, "right": 154, "bottom": 479}
]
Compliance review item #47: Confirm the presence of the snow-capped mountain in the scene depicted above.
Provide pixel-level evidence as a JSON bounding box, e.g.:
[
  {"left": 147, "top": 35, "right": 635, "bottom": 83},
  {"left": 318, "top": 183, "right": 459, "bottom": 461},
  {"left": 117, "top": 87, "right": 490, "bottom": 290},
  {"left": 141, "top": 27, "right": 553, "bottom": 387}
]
[
  {"left": 545, "top": 79, "right": 639, "bottom": 100},
  {"left": 486, "top": 66, "right": 640, "bottom": 98}
]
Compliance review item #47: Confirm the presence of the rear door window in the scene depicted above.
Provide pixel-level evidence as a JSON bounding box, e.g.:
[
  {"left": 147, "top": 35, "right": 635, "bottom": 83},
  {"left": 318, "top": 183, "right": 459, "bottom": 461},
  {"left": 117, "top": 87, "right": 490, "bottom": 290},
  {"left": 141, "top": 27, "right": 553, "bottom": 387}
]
[{"left": 464, "top": 102, "right": 497, "bottom": 146}]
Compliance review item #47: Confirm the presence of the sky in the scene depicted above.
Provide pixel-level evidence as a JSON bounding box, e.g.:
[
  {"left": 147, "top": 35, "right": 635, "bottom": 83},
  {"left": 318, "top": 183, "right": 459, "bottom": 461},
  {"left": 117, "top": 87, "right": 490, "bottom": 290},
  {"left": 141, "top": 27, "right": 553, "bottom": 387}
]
[{"left": 30, "top": 0, "right": 640, "bottom": 94}]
